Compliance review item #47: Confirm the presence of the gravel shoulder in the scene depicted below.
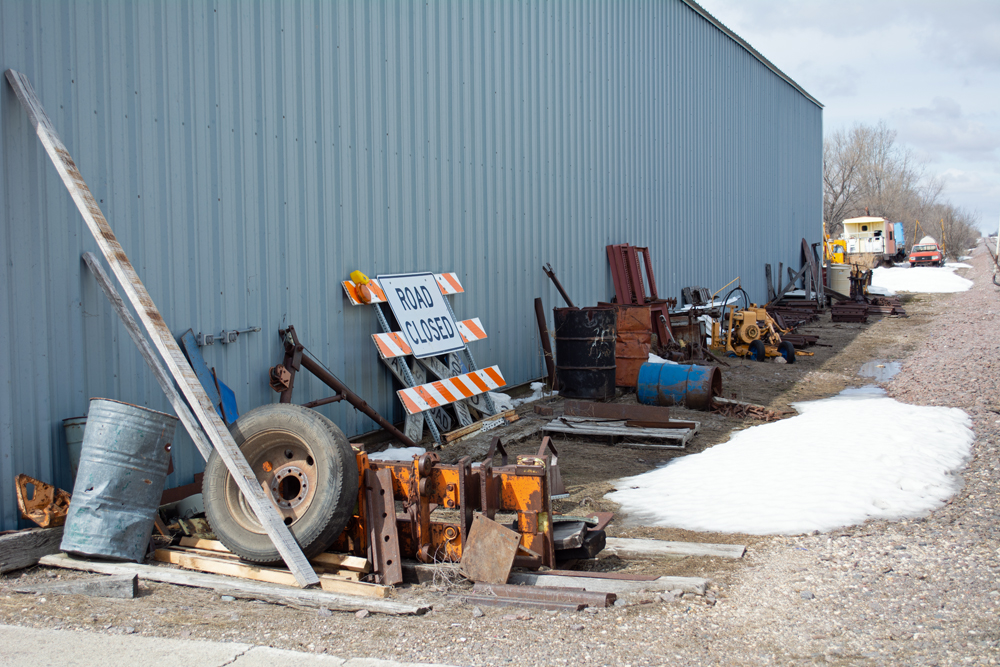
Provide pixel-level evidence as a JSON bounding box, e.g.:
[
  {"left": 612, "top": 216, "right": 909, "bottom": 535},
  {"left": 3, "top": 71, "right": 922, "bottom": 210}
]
[{"left": 1, "top": 248, "right": 997, "bottom": 666}]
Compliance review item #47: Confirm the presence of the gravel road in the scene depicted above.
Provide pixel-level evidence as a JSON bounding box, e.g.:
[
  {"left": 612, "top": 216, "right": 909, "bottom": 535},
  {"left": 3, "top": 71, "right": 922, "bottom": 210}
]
[{"left": 1, "top": 244, "right": 997, "bottom": 666}]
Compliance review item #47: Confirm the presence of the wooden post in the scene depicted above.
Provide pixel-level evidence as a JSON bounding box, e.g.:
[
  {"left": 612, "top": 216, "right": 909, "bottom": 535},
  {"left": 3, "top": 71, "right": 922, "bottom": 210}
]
[{"left": 5, "top": 69, "right": 318, "bottom": 588}]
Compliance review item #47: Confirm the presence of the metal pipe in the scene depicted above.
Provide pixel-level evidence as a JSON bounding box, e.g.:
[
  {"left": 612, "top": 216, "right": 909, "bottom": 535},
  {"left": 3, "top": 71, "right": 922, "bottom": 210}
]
[
  {"left": 533, "top": 297, "right": 558, "bottom": 390},
  {"left": 542, "top": 263, "right": 575, "bottom": 308},
  {"left": 297, "top": 352, "right": 417, "bottom": 448}
]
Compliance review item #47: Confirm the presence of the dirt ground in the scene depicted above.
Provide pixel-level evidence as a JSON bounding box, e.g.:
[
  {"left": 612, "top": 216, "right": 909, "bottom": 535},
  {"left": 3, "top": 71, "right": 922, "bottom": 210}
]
[{"left": 1, "top": 260, "right": 993, "bottom": 666}]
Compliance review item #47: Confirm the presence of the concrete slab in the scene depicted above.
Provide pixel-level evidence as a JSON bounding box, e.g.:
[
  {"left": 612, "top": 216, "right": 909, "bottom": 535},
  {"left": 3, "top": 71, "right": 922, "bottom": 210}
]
[
  {"left": 0, "top": 625, "right": 248, "bottom": 667},
  {"left": 0, "top": 625, "right": 460, "bottom": 667}
]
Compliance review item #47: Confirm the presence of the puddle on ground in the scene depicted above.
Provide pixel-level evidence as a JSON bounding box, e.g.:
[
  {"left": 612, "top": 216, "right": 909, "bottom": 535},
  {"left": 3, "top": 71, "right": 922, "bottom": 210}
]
[{"left": 858, "top": 360, "right": 901, "bottom": 382}]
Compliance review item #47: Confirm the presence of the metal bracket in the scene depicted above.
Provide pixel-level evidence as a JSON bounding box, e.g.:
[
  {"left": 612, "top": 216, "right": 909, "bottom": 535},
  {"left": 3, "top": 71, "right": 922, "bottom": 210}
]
[{"left": 196, "top": 326, "right": 261, "bottom": 346}]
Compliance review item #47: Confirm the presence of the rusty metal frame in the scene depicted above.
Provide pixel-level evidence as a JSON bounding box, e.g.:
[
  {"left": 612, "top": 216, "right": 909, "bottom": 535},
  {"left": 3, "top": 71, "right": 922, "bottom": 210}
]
[
  {"left": 271, "top": 325, "right": 417, "bottom": 448},
  {"left": 606, "top": 243, "right": 674, "bottom": 345}
]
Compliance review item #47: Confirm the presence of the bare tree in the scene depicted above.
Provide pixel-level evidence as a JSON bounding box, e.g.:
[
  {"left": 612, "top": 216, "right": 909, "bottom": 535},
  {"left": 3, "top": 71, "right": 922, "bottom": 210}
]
[{"left": 822, "top": 121, "right": 979, "bottom": 256}]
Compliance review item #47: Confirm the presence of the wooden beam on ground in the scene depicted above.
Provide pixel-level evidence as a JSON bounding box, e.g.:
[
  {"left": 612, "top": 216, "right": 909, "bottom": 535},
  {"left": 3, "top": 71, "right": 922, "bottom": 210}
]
[
  {"left": 507, "top": 571, "right": 707, "bottom": 596},
  {"left": 602, "top": 537, "right": 746, "bottom": 560},
  {"left": 0, "top": 527, "right": 64, "bottom": 574},
  {"left": 39, "top": 553, "right": 426, "bottom": 615},
  {"left": 13, "top": 574, "right": 138, "bottom": 599},
  {"left": 153, "top": 549, "right": 388, "bottom": 598},
  {"left": 4, "top": 69, "right": 318, "bottom": 588}
]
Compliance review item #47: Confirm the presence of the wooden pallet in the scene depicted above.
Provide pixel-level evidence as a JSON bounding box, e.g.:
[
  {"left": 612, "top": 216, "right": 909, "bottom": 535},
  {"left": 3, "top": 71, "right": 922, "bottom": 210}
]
[
  {"left": 542, "top": 416, "right": 698, "bottom": 449},
  {"left": 153, "top": 543, "right": 387, "bottom": 598}
]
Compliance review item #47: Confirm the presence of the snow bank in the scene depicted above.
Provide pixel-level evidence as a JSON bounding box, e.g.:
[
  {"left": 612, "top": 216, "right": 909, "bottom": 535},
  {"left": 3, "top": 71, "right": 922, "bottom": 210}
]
[
  {"left": 605, "top": 388, "right": 973, "bottom": 534},
  {"left": 871, "top": 265, "right": 973, "bottom": 294},
  {"left": 489, "top": 382, "right": 556, "bottom": 411},
  {"left": 369, "top": 446, "right": 425, "bottom": 461}
]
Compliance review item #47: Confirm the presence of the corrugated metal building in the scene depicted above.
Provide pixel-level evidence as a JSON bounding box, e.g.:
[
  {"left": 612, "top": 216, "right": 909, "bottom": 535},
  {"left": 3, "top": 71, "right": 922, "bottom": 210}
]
[{"left": 0, "top": 0, "right": 821, "bottom": 530}]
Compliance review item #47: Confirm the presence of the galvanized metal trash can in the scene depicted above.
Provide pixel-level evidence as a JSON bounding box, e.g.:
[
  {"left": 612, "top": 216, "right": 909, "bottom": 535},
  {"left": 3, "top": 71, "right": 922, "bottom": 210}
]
[
  {"left": 61, "top": 399, "right": 178, "bottom": 562},
  {"left": 637, "top": 362, "right": 722, "bottom": 411},
  {"left": 554, "top": 307, "right": 617, "bottom": 401},
  {"left": 61, "top": 415, "right": 88, "bottom": 481}
]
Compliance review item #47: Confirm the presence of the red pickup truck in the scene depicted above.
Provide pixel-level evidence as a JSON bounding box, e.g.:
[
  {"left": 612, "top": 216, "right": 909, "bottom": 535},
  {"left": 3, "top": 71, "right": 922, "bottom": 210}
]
[{"left": 909, "top": 236, "right": 945, "bottom": 267}]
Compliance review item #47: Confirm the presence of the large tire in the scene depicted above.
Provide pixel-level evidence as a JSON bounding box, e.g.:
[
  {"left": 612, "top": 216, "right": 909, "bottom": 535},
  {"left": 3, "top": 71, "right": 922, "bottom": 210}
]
[
  {"left": 748, "top": 339, "right": 766, "bottom": 362},
  {"left": 203, "top": 403, "right": 358, "bottom": 564},
  {"left": 778, "top": 340, "right": 796, "bottom": 364}
]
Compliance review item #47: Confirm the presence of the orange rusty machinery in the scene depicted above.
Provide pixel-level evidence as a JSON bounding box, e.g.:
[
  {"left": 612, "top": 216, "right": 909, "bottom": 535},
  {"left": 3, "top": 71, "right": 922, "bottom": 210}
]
[{"left": 331, "top": 436, "right": 563, "bottom": 584}]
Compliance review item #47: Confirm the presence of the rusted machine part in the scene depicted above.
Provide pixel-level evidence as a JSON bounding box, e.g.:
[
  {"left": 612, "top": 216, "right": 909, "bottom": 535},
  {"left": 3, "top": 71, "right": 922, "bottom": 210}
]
[
  {"left": 15, "top": 474, "right": 71, "bottom": 528},
  {"left": 274, "top": 326, "right": 416, "bottom": 448},
  {"left": 542, "top": 263, "right": 575, "bottom": 308},
  {"left": 533, "top": 297, "right": 559, "bottom": 390},
  {"left": 333, "top": 436, "right": 557, "bottom": 569}
]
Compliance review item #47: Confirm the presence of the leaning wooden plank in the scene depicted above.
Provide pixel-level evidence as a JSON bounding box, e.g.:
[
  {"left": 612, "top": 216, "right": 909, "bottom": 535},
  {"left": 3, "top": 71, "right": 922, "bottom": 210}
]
[
  {"left": 0, "top": 527, "right": 64, "bottom": 574},
  {"left": 443, "top": 410, "right": 519, "bottom": 442},
  {"left": 83, "top": 254, "right": 212, "bottom": 460},
  {"left": 38, "top": 553, "right": 426, "bottom": 615},
  {"left": 4, "top": 69, "right": 317, "bottom": 588},
  {"left": 507, "top": 572, "right": 707, "bottom": 596},
  {"left": 153, "top": 549, "right": 388, "bottom": 598},
  {"left": 178, "top": 538, "right": 370, "bottom": 573},
  {"left": 603, "top": 537, "right": 746, "bottom": 560}
]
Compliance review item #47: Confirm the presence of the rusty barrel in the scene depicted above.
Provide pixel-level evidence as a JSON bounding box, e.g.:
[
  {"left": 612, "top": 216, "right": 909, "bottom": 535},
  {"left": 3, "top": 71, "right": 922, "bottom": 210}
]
[
  {"left": 637, "top": 362, "right": 721, "bottom": 411},
  {"left": 61, "top": 398, "right": 177, "bottom": 562},
  {"left": 613, "top": 306, "right": 652, "bottom": 388},
  {"left": 554, "top": 307, "right": 617, "bottom": 401}
]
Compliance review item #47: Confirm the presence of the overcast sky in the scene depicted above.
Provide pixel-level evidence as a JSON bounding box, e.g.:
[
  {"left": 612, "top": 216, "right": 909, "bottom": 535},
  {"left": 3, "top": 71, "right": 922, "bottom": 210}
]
[{"left": 697, "top": 0, "right": 1000, "bottom": 232}]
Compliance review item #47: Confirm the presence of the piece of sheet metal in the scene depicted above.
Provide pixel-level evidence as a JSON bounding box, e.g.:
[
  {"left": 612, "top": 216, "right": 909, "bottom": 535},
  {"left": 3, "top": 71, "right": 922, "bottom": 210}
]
[{"left": 459, "top": 514, "right": 521, "bottom": 584}]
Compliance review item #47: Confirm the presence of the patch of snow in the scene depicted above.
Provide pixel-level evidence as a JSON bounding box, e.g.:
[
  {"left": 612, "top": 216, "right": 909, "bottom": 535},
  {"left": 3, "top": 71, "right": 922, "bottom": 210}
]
[
  {"left": 647, "top": 353, "right": 678, "bottom": 365},
  {"left": 871, "top": 265, "right": 973, "bottom": 294},
  {"left": 959, "top": 255, "right": 972, "bottom": 261},
  {"left": 947, "top": 262, "right": 972, "bottom": 269},
  {"left": 490, "top": 382, "right": 556, "bottom": 412},
  {"left": 605, "top": 388, "right": 973, "bottom": 534},
  {"left": 369, "top": 446, "right": 426, "bottom": 461},
  {"left": 867, "top": 285, "right": 896, "bottom": 297}
]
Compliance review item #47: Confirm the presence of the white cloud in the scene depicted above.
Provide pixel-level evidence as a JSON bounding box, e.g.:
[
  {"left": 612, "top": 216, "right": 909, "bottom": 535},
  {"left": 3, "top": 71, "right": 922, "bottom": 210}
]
[{"left": 896, "top": 98, "right": 1000, "bottom": 163}]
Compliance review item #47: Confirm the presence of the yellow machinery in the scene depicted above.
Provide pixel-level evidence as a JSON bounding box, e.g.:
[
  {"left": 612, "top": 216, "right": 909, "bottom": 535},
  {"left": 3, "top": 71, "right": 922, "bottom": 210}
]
[{"left": 711, "top": 303, "right": 797, "bottom": 363}]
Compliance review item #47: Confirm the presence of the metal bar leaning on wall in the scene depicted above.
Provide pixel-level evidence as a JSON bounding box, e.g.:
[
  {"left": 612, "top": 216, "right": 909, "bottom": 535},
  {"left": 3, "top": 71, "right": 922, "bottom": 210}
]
[{"left": 5, "top": 69, "right": 319, "bottom": 588}]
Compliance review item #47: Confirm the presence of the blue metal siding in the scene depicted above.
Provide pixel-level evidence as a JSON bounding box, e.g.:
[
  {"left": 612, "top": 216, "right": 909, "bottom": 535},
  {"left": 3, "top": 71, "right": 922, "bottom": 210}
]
[{"left": 0, "top": 0, "right": 821, "bottom": 530}]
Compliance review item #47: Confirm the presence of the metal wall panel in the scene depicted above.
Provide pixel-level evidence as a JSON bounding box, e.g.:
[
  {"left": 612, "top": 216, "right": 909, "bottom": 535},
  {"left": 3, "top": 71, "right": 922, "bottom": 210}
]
[{"left": 0, "top": 0, "right": 821, "bottom": 530}]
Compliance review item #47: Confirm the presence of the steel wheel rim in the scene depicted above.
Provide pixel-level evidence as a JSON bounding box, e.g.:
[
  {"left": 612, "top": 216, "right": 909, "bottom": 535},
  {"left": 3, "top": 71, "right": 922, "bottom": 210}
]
[{"left": 223, "top": 428, "right": 319, "bottom": 535}]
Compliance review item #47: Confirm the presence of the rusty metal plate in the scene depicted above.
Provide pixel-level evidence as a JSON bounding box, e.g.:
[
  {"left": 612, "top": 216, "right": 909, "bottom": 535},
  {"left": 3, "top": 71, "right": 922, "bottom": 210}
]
[
  {"left": 366, "top": 468, "right": 403, "bottom": 585},
  {"left": 459, "top": 514, "right": 521, "bottom": 584},
  {"left": 563, "top": 400, "right": 671, "bottom": 424}
]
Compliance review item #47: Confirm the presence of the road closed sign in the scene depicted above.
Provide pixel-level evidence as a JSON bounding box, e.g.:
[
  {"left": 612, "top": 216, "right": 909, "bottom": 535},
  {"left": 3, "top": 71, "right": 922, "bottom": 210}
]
[{"left": 378, "top": 272, "right": 465, "bottom": 359}]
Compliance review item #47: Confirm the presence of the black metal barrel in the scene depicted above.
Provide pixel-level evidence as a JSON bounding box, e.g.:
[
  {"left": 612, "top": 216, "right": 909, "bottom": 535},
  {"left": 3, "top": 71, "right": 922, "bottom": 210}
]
[{"left": 553, "top": 307, "right": 617, "bottom": 401}]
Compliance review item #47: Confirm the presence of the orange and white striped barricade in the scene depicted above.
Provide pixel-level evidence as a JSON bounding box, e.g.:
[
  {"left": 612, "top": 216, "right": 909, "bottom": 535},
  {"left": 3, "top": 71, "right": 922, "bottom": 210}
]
[{"left": 342, "top": 272, "right": 501, "bottom": 444}]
